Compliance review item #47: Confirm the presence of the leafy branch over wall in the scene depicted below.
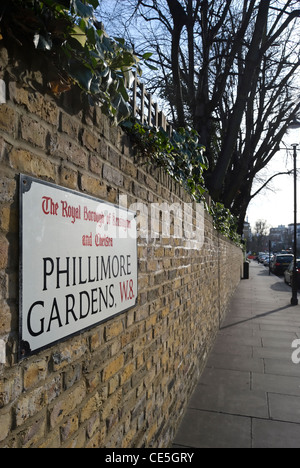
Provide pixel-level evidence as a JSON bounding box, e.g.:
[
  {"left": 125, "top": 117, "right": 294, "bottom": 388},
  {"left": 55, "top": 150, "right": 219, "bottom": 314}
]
[
  {"left": 0, "top": 0, "right": 151, "bottom": 123},
  {"left": 0, "top": 0, "right": 242, "bottom": 247}
]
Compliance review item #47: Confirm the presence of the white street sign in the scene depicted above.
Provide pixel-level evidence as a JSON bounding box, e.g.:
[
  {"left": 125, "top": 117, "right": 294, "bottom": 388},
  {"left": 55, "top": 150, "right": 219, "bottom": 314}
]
[{"left": 19, "top": 175, "right": 137, "bottom": 359}]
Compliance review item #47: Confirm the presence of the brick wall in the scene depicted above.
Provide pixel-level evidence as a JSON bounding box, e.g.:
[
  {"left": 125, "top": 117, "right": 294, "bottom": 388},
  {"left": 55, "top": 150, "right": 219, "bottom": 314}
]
[{"left": 0, "top": 50, "right": 243, "bottom": 448}]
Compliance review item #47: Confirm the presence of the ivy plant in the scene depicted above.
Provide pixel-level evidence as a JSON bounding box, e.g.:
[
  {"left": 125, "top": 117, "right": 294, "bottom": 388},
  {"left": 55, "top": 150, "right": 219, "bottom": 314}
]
[
  {"left": 0, "top": 0, "right": 242, "bottom": 246},
  {"left": 209, "top": 202, "right": 243, "bottom": 247},
  {"left": 122, "top": 119, "right": 208, "bottom": 200},
  {"left": 123, "top": 119, "right": 242, "bottom": 246},
  {"left": 0, "top": 0, "right": 151, "bottom": 123}
]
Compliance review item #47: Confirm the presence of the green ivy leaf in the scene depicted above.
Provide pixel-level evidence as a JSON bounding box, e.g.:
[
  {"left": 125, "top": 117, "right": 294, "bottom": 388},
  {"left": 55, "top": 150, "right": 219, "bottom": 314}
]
[
  {"left": 70, "top": 24, "right": 87, "bottom": 47},
  {"left": 69, "top": 62, "right": 93, "bottom": 91},
  {"left": 142, "top": 52, "right": 153, "bottom": 60},
  {"left": 71, "top": 0, "right": 94, "bottom": 19}
]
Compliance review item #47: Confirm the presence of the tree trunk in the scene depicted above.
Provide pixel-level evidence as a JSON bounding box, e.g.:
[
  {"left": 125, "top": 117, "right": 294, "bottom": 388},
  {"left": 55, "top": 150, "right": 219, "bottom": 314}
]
[
  {"left": 166, "top": 0, "right": 187, "bottom": 127},
  {"left": 207, "top": 0, "right": 270, "bottom": 199}
]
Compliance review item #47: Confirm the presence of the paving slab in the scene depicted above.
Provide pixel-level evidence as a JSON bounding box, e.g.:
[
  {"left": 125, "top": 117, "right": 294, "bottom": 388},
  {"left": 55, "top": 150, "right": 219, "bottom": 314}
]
[
  {"left": 269, "top": 393, "right": 300, "bottom": 424},
  {"left": 188, "top": 384, "right": 269, "bottom": 419},
  {"left": 253, "top": 346, "right": 293, "bottom": 360},
  {"left": 252, "top": 419, "right": 300, "bottom": 449},
  {"left": 206, "top": 352, "right": 265, "bottom": 373},
  {"left": 173, "top": 410, "right": 251, "bottom": 448},
  {"left": 173, "top": 263, "right": 300, "bottom": 448},
  {"left": 264, "top": 358, "right": 300, "bottom": 378},
  {"left": 252, "top": 372, "right": 300, "bottom": 397}
]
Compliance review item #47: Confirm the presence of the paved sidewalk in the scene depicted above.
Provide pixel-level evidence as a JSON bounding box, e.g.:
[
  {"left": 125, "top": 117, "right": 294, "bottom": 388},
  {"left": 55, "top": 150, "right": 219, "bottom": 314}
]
[{"left": 173, "top": 262, "right": 300, "bottom": 448}]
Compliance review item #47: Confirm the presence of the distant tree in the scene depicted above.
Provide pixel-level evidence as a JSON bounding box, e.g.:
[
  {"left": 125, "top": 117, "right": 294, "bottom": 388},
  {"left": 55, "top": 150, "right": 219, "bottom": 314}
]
[
  {"left": 99, "top": 0, "right": 300, "bottom": 233},
  {"left": 253, "top": 219, "right": 269, "bottom": 252}
]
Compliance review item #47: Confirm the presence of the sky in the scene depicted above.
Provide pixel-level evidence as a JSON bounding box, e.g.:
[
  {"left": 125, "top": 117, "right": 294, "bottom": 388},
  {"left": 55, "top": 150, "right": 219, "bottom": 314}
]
[{"left": 246, "top": 143, "right": 300, "bottom": 232}]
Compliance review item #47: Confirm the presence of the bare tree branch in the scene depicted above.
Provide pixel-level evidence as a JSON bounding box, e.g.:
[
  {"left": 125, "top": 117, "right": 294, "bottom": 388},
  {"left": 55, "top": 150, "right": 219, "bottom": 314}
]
[
  {"left": 98, "top": 0, "right": 300, "bottom": 233},
  {"left": 250, "top": 170, "right": 294, "bottom": 200}
]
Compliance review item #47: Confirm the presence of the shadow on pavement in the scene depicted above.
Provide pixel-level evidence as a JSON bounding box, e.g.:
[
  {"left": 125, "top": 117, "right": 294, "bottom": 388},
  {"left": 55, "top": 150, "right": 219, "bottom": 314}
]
[{"left": 220, "top": 305, "right": 291, "bottom": 330}]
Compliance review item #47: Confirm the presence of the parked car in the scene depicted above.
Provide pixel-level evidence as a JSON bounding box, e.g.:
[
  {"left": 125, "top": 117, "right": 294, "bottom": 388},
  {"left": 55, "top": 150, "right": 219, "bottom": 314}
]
[
  {"left": 284, "top": 260, "right": 300, "bottom": 287},
  {"left": 258, "top": 253, "right": 268, "bottom": 263},
  {"left": 271, "top": 254, "right": 294, "bottom": 275}
]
